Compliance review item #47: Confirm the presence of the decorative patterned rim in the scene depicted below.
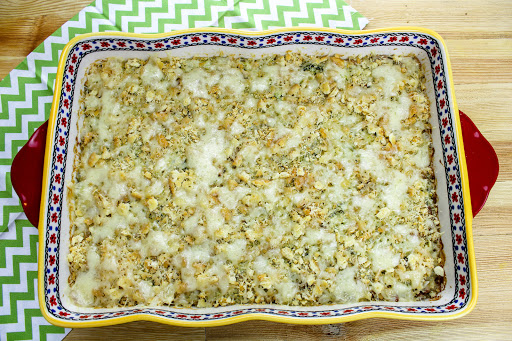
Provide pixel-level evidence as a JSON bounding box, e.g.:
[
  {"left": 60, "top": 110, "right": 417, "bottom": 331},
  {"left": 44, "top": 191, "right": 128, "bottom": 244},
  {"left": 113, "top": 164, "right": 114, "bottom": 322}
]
[{"left": 39, "top": 28, "right": 475, "bottom": 326}]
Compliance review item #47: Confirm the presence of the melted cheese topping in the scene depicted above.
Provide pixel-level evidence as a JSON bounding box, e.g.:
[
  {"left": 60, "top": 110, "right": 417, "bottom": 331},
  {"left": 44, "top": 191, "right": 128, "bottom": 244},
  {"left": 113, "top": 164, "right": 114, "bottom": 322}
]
[{"left": 67, "top": 53, "right": 444, "bottom": 308}]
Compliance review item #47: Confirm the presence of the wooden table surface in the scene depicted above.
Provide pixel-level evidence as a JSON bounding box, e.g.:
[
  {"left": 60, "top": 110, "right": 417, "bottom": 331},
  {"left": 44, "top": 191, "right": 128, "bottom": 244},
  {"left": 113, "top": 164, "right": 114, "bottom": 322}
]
[{"left": 1, "top": 0, "right": 511, "bottom": 339}]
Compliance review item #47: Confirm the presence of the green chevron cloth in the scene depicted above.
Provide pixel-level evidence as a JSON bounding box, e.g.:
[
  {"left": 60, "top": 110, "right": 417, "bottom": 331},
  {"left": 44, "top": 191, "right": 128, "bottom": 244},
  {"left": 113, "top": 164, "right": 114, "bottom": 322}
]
[{"left": 0, "top": 0, "right": 367, "bottom": 339}]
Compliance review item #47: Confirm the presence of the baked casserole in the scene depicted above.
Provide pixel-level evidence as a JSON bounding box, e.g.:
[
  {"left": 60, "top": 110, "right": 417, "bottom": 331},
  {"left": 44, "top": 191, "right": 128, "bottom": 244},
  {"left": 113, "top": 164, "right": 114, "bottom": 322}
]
[{"left": 67, "top": 52, "right": 445, "bottom": 308}]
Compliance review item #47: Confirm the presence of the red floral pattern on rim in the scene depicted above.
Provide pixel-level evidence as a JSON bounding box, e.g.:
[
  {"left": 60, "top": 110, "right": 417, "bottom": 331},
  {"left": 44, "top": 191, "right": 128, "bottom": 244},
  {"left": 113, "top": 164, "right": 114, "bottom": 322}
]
[{"left": 43, "top": 31, "right": 470, "bottom": 323}]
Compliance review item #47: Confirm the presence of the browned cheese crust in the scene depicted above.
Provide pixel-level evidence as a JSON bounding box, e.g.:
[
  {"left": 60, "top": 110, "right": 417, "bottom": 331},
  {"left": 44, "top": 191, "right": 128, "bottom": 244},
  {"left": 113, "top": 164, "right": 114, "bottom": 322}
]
[{"left": 67, "top": 53, "right": 445, "bottom": 308}]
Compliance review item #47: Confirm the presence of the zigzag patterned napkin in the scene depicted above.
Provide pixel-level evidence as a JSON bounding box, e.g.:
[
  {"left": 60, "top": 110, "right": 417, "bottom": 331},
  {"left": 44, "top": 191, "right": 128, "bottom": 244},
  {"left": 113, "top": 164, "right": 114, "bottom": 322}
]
[{"left": 0, "top": 0, "right": 367, "bottom": 339}]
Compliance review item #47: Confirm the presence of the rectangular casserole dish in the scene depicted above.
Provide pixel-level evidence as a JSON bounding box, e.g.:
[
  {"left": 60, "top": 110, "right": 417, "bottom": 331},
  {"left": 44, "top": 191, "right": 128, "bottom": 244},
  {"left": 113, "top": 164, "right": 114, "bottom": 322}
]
[{"left": 38, "top": 27, "right": 477, "bottom": 327}]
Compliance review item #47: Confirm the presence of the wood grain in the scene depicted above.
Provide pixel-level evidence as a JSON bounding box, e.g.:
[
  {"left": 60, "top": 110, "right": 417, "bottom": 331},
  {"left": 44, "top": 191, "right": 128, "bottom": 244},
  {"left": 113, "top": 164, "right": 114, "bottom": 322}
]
[
  {"left": 0, "top": 0, "right": 92, "bottom": 79},
  {"left": 1, "top": 0, "right": 511, "bottom": 339}
]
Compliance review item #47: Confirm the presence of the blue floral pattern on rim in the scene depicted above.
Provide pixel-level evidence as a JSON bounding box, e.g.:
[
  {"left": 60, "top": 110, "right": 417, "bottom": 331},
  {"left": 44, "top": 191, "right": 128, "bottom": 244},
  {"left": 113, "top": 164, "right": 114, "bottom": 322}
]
[{"left": 43, "top": 31, "right": 470, "bottom": 322}]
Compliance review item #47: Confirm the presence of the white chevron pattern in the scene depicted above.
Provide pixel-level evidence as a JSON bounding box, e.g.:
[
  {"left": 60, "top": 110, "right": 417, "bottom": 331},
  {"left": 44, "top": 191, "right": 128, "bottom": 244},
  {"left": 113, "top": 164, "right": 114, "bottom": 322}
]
[
  {"left": 0, "top": 165, "right": 15, "bottom": 192},
  {"left": 147, "top": 0, "right": 196, "bottom": 33},
  {"left": 88, "top": 3, "right": 118, "bottom": 32},
  {"left": 279, "top": 0, "right": 314, "bottom": 30},
  {"left": 327, "top": 4, "right": 367, "bottom": 29},
  {"left": 0, "top": 225, "right": 36, "bottom": 337},
  {"left": 0, "top": 216, "right": 33, "bottom": 284},
  {"left": 123, "top": 0, "right": 162, "bottom": 32},
  {"left": 0, "top": 220, "right": 70, "bottom": 339},
  {"left": 226, "top": 0, "right": 266, "bottom": 30},
  {"left": 252, "top": 0, "right": 296, "bottom": 30},
  {"left": 1, "top": 275, "right": 37, "bottom": 337},
  {"left": 165, "top": 0, "right": 207, "bottom": 31},
  {"left": 0, "top": 171, "right": 24, "bottom": 228},
  {"left": 194, "top": 0, "right": 236, "bottom": 28},
  {"left": 130, "top": 0, "right": 165, "bottom": 33},
  {"left": 107, "top": 0, "right": 134, "bottom": 31},
  {"left": 1, "top": 93, "right": 51, "bottom": 160},
  {"left": 313, "top": 0, "right": 343, "bottom": 26}
]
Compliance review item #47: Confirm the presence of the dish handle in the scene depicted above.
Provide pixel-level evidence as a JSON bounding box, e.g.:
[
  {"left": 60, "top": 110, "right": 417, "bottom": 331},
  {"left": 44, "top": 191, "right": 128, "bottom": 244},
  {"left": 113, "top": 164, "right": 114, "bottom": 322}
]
[
  {"left": 459, "top": 111, "right": 499, "bottom": 216},
  {"left": 10, "top": 121, "right": 48, "bottom": 228},
  {"left": 9, "top": 111, "right": 500, "bottom": 228}
]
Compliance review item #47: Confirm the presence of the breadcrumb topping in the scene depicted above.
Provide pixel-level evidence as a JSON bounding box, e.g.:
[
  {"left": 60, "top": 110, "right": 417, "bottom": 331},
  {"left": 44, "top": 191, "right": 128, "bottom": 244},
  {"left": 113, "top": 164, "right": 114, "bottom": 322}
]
[{"left": 67, "top": 52, "right": 444, "bottom": 308}]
